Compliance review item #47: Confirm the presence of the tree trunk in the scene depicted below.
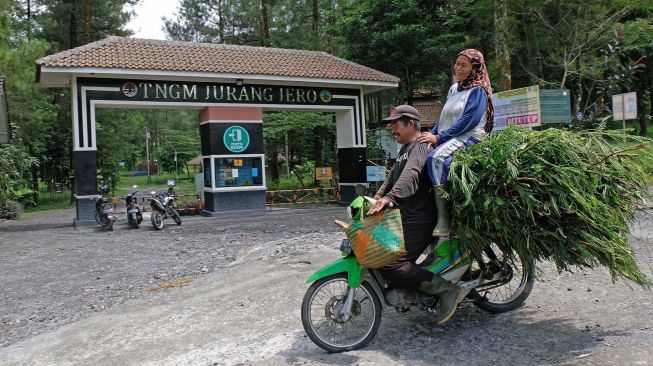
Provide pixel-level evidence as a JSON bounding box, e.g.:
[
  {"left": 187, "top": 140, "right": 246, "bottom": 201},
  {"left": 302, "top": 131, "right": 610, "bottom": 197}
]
[
  {"left": 217, "top": 0, "right": 225, "bottom": 42},
  {"left": 270, "top": 147, "right": 279, "bottom": 182},
  {"left": 69, "top": 3, "right": 77, "bottom": 48},
  {"left": 313, "top": 125, "right": 323, "bottom": 186},
  {"left": 28, "top": 146, "right": 39, "bottom": 204},
  {"left": 521, "top": 2, "right": 539, "bottom": 85},
  {"left": 261, "top": 0, "right": 270, "bottom": 47},
  {"left": 405, "top": 70, "right": 413, "bottom": 105},
  {"left": 575, "top": 56, "right": 582, "bottom": 115},
  {"left": 83, "top": 0, "right": 92, "bottom": 44},
  {"left": 494, "top": 0, "right": 511, "bottom": 91},
  {"left": 365, "top": 93, "right": 378, "bottom": 127},
  {"left": 377, "top": 93, "right": 383, "bottom": 124},
  {"left": 26, "top": 0, "right": 31, "bottom": 40},
  {"left": 312, "top": 0, "right": 319, "bottom": 50},
  {"left": 643, "top": 67, "right": 652, "bottom": 137}
]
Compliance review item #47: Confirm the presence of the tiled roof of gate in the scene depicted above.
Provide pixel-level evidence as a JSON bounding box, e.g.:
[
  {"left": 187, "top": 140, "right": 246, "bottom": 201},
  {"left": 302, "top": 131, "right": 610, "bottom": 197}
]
[{"left": 36, "top": 36, "right": 399, "bottom": 84}]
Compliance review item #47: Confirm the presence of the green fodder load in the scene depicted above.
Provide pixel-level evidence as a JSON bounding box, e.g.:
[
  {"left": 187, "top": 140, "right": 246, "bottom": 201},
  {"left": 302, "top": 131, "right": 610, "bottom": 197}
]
[{"left": 448, "top": 127, "right": 653, "bottom": 288}]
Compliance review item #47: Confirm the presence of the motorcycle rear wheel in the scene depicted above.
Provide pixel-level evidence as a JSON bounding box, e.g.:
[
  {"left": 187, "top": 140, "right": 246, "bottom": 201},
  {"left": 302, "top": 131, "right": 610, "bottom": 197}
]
[
  {"left": 151, "top": 211, "right": 164, "bottom": 230},
  {"left": 470, "top": 246, "right": 534, "bottom": 313},
  {"left": 301, "top": 274, "right": 382, "bottom": 353}
]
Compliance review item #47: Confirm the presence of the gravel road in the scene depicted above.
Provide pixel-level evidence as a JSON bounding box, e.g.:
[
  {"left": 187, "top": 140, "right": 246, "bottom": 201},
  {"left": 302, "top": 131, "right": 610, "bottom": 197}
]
[{"left": 0, "top": 206, "right": 651, "bottom": 366}]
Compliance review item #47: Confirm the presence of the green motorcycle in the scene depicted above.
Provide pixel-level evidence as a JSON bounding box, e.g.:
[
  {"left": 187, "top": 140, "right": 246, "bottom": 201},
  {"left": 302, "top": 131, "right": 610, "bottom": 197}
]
[{"left": 301, "top": 187, "right": 535, "bottom": 353}]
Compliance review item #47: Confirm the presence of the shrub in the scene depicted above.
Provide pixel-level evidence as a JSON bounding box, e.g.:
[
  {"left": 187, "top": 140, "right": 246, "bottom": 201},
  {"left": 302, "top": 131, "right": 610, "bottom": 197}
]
[{"left": 0, "top": 200, "right": 24, "bottom": 220}]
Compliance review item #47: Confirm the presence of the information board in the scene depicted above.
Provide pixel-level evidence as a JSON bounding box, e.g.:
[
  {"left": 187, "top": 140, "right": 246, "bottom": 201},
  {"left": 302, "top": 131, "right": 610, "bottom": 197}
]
[
  {"left": 540, "top": 89, "right": 572, "bottom": 124},
  {"left": 492, "top": 85, "right": 541, "bottom": 130},
  {"left": 315, "top": 167, "right": 333, "bottom": 180},
  {"left": 612, "top": 92, "right": 637, "bottom": 121},
  {"left": 366, "top": 166, "right": 387, "bottom": 182}
]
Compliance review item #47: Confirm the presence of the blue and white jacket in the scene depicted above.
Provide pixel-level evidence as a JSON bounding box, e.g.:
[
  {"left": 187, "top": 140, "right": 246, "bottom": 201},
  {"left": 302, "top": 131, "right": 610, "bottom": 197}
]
[{"left": 431, "top": 83, "right": 487, "bottom": 142}]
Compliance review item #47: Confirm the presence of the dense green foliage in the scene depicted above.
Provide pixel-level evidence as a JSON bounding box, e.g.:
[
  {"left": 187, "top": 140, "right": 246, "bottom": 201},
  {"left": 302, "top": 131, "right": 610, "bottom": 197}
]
[
  {"left": 449, "top": 127, "right": 652, "bottom": 287},
  {"left": 0, "top": 143, "right": 37, "bottom": 218}
]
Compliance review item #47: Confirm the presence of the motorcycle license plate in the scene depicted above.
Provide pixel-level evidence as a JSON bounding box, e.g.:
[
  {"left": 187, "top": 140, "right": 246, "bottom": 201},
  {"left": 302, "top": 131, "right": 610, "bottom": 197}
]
[
  {"left": 103, "top": 209, "right": 113, "bottom": 214},
  {"left": 128, "top": 209, "right": 139, "bottom": 213}
]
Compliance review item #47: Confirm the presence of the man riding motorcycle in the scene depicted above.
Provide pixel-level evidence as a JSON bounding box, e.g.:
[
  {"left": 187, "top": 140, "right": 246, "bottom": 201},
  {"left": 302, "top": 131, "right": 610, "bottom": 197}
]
[{"left": 367, "top": 104, "right": 465, "bottom": 325}]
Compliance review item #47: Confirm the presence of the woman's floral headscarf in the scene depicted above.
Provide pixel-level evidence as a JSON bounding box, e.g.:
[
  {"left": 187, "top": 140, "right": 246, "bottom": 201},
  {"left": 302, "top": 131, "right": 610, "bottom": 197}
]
[{"left": 457, "top": 49, "right": 494, "bottom": 133}]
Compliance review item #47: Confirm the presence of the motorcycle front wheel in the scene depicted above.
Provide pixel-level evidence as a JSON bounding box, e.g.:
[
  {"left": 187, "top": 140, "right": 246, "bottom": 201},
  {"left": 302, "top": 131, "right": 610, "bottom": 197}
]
[
  {"left": 301, "top": 274, "right": 382, "bottom": 353},
  {"left": 151, "top": 211, "right": 164, "bottom": 230},
  {"left": 169, "top": 209, "right": 181, "bottom": 225},
  {"left": 94, "top": 211, "right": 101, "bottom": 225},
  {"left": 470, "top": 245, "right": 535, "bottom": 313}
]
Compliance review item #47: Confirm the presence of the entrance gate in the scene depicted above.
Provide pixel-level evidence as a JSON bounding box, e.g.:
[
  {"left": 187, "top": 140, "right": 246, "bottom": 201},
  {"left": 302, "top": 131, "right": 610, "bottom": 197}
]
[{"left": 36, "top": 36, "right": 398, "bottom": 225}]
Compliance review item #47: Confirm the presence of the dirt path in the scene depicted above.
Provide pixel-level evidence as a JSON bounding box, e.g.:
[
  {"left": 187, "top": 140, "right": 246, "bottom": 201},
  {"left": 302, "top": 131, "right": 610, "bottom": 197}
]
[{"left": 0, "top": 207, "right": 651, "bottom": 365}]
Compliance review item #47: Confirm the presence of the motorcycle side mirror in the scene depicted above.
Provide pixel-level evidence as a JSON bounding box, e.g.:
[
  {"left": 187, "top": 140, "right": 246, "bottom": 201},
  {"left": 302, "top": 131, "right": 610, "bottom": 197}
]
[{"left": 354, "top": 184, "right": 368, "bottom": 197}]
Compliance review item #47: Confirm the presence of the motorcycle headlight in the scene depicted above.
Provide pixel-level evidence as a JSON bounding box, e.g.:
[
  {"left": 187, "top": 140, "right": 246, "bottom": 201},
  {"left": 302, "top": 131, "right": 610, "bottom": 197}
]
[{"left": 339, "top": 239, "right": 352, "bottom": 255}]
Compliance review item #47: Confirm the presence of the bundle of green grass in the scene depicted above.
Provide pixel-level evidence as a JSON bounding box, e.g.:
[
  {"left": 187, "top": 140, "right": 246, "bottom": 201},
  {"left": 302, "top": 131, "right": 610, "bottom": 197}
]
[{"left": 448, "top": 127, "right": 653, "bottom": 287}]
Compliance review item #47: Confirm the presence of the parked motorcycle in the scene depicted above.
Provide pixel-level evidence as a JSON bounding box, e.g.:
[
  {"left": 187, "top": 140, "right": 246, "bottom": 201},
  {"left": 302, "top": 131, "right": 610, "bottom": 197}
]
[
  {"left": 149, "top": 183, "right": 181, "bottom": 230},
  {"left": 93, "top": 183, "right": 116, "bottom": 231},
  {"left": 124, "top": 185, "right": 143, "bottom": 229},
  {"left": 301, "top": 185, "right": 535, "bottom": 353}
]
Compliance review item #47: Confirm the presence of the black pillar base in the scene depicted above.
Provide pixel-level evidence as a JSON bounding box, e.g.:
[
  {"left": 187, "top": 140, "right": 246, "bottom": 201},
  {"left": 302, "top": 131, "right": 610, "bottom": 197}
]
[
  {"left": 201, "top": 190, "right": 267, "bottom": 216},
  {"left": 73, "top": 151, "right": 98, "bottom": 224},
  {"left": 74, "top": 198, "right": 98, "bottom": 227}
]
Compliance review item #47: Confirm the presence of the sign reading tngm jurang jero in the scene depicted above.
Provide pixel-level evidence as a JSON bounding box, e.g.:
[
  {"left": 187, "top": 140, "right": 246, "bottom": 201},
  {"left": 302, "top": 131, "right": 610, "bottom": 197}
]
[{"left": 119, "top": 80, "right": 334, "bottom": 105}]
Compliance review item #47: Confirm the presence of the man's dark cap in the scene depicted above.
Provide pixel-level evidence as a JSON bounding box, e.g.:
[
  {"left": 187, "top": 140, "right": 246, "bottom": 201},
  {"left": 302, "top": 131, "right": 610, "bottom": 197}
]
[{"left": 382, "top": 104, "right": 421, "bottom": 124}]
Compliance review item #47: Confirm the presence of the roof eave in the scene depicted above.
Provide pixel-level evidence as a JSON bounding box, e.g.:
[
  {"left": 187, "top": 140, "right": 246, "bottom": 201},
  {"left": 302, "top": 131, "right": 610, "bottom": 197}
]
[{"left": 37, "top": 66, "right": 399, "bottom": 91}]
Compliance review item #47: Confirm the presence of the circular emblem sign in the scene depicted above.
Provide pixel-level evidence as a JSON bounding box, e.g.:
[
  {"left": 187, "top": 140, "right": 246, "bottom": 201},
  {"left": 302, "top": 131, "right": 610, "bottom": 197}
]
[
  {"left": 319, "top": 89, "right": 332, "bottom": 103},
  {"left": 121, "top": 82, "right": 138, "bottom": 97},
  {"left": 223, "top": 126, "right": 250, "bottom": 153}
]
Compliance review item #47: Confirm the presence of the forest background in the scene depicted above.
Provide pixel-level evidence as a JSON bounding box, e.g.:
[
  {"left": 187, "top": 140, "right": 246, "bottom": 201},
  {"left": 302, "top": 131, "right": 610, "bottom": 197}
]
[{"left": 0, "top": 0, "right": 652, "bottom": 212}]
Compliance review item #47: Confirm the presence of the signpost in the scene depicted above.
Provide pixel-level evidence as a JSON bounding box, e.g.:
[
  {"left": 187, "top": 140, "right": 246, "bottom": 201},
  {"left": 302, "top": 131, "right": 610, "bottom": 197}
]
[
  {"left": 366, "top": 166, "right": 387, "bottom": 182},
  {"left": 612, "top": 92, "right": 637, "bottom": 130},
  {"left": 315, "top": 167, "right": 333, "bottom": 181},
  {"left": 540, "top": 89, "right": 572, "bottom": 124},
  {"left": 492, "top": 85, "right": 541, "bottom": 130}
]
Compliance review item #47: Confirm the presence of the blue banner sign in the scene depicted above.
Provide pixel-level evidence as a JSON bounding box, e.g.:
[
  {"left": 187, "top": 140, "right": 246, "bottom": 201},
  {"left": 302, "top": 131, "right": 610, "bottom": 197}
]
[{"left": 366, "top": 166, "right": 387, "bottom": 182}]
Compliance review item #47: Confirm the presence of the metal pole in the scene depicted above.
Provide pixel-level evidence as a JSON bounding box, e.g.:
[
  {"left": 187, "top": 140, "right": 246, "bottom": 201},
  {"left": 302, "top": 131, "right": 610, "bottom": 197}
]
[
  {"left": 285, "top": 131, "right": 290, "bottom": 178},
  {"left": 622, "top": 94, "right": 626, "bottom": 130},
  {"left": 145, "top": 128, "right": 151, "bottom": 184}
]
